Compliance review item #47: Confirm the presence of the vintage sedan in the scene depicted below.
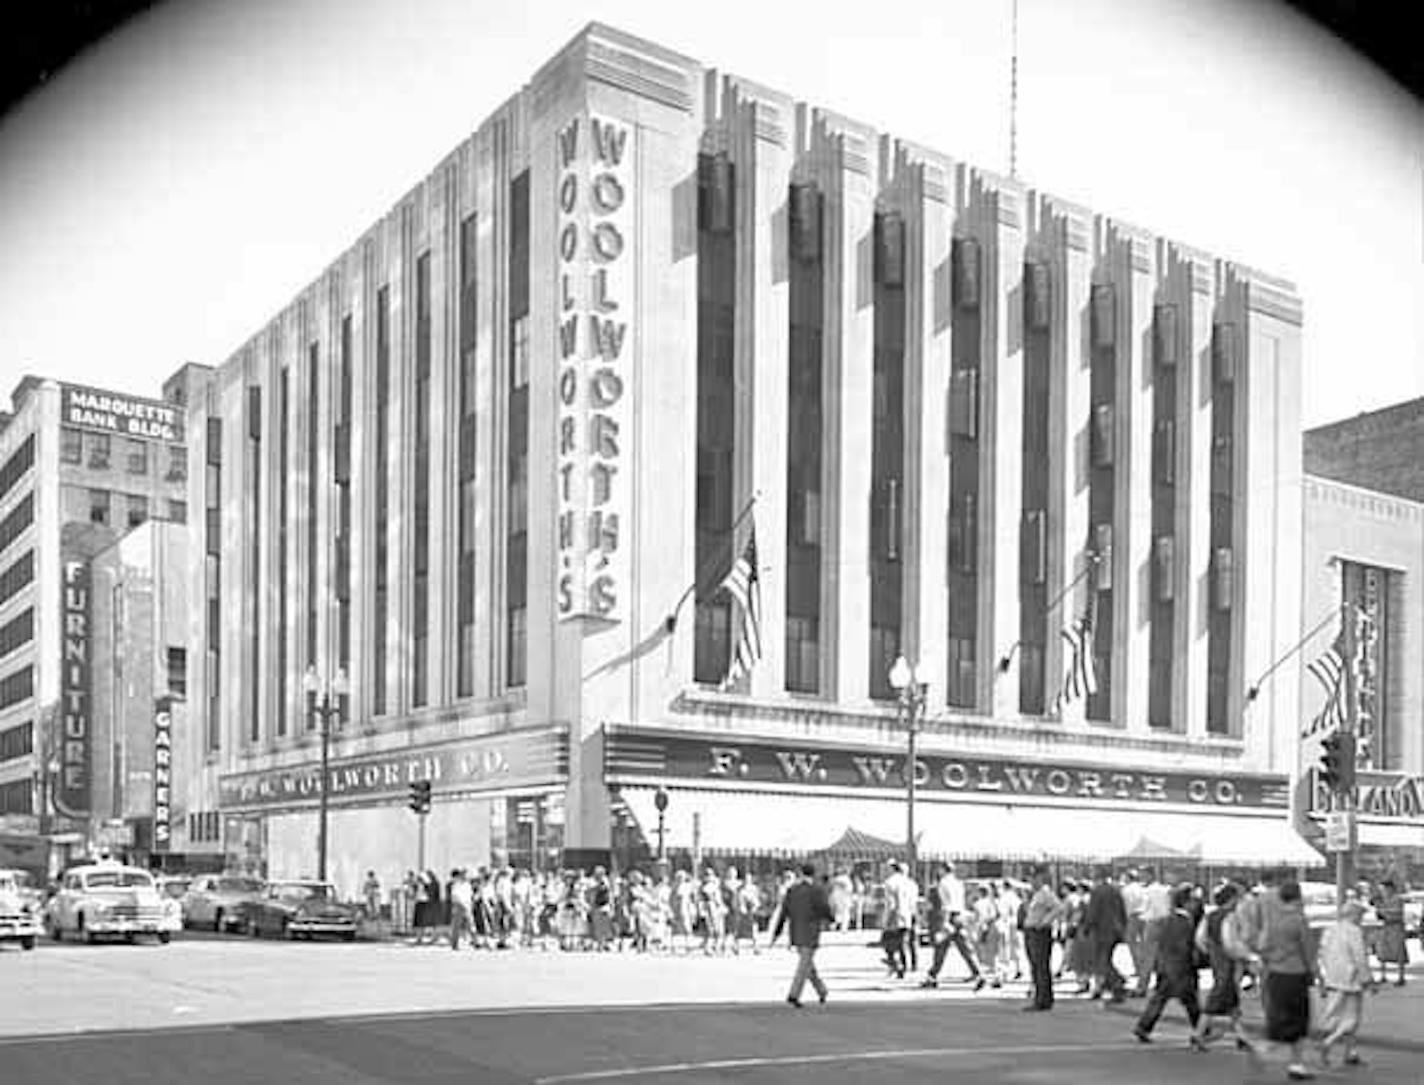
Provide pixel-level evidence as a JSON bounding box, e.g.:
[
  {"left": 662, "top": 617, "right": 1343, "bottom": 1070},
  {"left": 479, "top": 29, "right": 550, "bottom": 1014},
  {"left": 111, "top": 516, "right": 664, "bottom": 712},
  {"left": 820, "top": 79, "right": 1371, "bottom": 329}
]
[
  {"left": 0, "top": 869, "right": 43, "bottom": 950},
  {"left": 182, "top": 874, "right": 265, "bottom": 932},
  {"left": 238, "top": 880, "right": 360, "bottom": 940},
  {"left": 45, "top": 862, "right": 181, "bottom": 944}
]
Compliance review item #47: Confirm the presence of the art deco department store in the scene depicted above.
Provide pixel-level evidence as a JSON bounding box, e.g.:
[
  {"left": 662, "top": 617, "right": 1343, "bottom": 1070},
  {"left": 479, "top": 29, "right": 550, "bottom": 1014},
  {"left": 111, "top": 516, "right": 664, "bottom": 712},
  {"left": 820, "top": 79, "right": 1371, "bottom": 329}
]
[{"left": 74, "top": 24, "right": 1379, "bottom": 885}]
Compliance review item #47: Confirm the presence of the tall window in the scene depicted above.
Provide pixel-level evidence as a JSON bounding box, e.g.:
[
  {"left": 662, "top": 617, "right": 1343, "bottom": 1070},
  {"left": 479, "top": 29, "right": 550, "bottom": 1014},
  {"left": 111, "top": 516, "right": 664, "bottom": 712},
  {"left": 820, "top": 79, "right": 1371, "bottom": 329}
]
[
  {"left": 374, "top": 287, "right": 391, "bottom": 714},
  {"left": 456, "top": 214, "right": 478, "bottom": 697},
  {"left": 694, "top": 152, "right": 736, "bottom": 685},
  {"left": 947, "top": 238, "right": 982, "bottom": 709},
  {"left": 413, "top": 251, "right": 432, "bottom": 707},
  {"left": 1085, "top": 283, "right": 1117, "bottom": 723},
  {"left": 307, "top": 342, "right": 320, "bottom": 699},
  {"left": 1206, "top": 323, "right": 1237, "bottom": 733},
  {"left": 1148, "top": 304, "right": 1179, "bottom": 729},
  {"left": 276, "top": 368, "right": 289, "bottom": 737},
  {"left": 506, "top": 173, "right": 530, "bottom": 688},
  {"left": 206, "top": 415, "right": 222, "bottom": 753},
  {"left": 247, "top": 384, "right": 261, "bottom": 742},
  {"left": 1018, "top": 261, "right": 1051, "bottom": 714},
  {"left": 785, "top": 182, "right": 823, "bottom": 695},
  {"left": 335, "top": 318, "right": 353, "bottom": 722},
  {"left": 0, "top": 435, "right": 35, "bottom": 499},
  {"left": 167, "top": 646, "right": 187, "bottom": 698},
  {"left": 869, "top": 211, "right": 906, "bottom": 701}
]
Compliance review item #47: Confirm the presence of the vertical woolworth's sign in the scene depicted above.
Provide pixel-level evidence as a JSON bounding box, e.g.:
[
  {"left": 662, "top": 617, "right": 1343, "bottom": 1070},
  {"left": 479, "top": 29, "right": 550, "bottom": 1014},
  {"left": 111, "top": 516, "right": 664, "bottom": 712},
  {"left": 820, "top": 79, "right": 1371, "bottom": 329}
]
[
  {"left": 152, "top": 697, "right": 174, "bottom": 852},
  {"left": 554, "top": 113, "right": 632, "bottom": 622},
  {"left": 56, "top": 560, "right": 92, "bottom": 817}
]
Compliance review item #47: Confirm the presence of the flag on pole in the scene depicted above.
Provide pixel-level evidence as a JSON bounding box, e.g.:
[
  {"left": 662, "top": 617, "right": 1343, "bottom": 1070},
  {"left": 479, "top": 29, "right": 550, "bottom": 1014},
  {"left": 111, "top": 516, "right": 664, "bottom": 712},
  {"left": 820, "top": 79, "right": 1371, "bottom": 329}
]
[
  {"left": 1052, "top": 596, "right": 1097, "bottom": 714},
  {"left": 1301, "top": 620, "right": 1346, "bottom": 739},
  {"left": 720, "top": 524, "right": 762, "bottom": 689}
]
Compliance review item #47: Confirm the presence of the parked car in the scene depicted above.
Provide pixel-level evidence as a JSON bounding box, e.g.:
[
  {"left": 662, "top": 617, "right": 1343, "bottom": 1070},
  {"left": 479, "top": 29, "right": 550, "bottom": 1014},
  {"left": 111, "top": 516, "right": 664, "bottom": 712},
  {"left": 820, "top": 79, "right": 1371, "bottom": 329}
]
[
  {"left": 45, "top": 862, "right": 181, "bottom": 944},
  {"left": 0, "top": 868, "right": 43, "bottom": 950},
  {"left": 237, "top": 880, "right": 360, "bottom": 941},
  {"left": 181, "top": 874, "right": 265, "bottom": 932}
]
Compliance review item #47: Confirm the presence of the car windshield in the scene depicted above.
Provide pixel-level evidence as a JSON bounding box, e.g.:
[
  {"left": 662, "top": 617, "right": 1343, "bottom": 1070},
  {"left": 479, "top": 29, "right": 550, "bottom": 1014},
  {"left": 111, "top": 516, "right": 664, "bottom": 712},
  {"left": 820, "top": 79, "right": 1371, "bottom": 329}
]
[
  {"left": 0, "top": 875, "right": 15, "bottom": 892},
  {"left": 218, "top": 878, "right": 263, "bottom": 893},
  {"left": 273, "top": 883, "right": 332, "bottom": 901},
  {"left": 85, "top": 870, "right": 154, "bottom": 889},
  {"left": 160, "top": 881, "right": 190, "bottom": 898}
]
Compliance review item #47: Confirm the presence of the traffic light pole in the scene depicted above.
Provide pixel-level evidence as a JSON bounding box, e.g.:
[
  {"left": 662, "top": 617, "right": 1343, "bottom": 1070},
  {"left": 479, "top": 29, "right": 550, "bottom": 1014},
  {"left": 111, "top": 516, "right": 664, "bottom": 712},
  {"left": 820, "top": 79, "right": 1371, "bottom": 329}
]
[{"left": 417, "top": 810, "right": 427, "bottom": 874}]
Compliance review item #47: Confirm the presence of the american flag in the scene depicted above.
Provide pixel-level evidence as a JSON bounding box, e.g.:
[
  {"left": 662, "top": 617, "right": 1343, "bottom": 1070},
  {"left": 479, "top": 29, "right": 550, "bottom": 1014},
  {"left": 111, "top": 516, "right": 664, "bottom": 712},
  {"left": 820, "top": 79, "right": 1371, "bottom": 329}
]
[
  {"left": 720, "top": 525, "right": 763, "bottom": 690},
  {"left": 1052, "top": 596, "right": 1097, "bottom": 714},
  {"left": 1301, "top": 622, "right": 1346, "bottom": 738}
]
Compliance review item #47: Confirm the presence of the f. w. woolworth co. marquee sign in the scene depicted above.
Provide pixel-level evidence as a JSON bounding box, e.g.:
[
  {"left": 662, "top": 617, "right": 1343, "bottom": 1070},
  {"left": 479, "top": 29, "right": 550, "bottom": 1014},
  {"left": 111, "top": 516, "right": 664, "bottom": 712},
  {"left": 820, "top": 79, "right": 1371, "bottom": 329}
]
[
  {"left": 219, "top": 729, "right": 568, "bottom": 812},
  {"left": 604, "top": 729, "right": 1292, "bottom": 810}
]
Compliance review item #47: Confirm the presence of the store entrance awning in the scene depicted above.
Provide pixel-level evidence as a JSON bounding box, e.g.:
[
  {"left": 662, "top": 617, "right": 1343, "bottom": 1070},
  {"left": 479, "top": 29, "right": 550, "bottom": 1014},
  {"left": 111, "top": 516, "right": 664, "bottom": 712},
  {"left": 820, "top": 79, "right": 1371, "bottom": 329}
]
[
  {"left": 618, "top": 788, "right": 1325, "bottom": 867},
  {"left": 619, "top": 788, "right": 910, "bottom": 857}
]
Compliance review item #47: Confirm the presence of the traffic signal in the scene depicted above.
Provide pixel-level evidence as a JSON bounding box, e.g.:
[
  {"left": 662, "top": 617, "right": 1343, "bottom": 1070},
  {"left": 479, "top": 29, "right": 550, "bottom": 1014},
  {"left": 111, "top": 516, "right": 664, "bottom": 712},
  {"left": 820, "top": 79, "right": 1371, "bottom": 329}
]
[
  {"left": 408, "top": 779, "right": 432, "bottom": 815},
  {"left": 1318, "top": 732, "right": 1357, "bottom": 794}
]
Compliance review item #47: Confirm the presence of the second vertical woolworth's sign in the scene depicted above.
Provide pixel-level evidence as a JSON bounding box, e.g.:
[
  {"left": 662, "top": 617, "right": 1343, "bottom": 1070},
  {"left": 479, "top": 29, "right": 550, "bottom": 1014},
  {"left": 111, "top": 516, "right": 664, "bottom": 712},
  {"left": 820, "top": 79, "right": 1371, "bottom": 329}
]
[{"left": 554, "top": 112, "right": 633, "bottom": 623}]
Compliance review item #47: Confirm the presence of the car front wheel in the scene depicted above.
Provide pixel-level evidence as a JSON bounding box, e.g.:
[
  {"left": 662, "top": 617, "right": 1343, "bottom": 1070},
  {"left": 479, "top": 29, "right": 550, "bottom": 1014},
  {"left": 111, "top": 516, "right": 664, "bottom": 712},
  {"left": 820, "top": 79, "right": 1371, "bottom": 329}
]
[
  {"left": 157, "top": 932, "right": 171, "bottom": 944},
  {"left": 20, "top": 936, "right": 35, "bottom": 951},
  {"left": 214, "top": 909, "right": 224, "bottom": 933}
]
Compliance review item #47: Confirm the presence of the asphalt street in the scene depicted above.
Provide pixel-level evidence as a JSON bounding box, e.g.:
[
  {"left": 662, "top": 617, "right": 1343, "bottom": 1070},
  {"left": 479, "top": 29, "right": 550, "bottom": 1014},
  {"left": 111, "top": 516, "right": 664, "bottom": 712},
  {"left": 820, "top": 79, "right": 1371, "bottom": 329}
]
[{"left": 2, "top": 934, "right": 1420, "bottom": 1084}]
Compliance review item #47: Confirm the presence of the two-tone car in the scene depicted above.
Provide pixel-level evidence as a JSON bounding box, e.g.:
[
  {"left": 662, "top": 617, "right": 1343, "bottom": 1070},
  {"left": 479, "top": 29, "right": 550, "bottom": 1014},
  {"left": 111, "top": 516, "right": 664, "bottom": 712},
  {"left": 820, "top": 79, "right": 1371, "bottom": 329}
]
[
  {"left": 238, "top": 880, "right": 361, "bottom": 941},
  {"left": 45, "top": 862, "right": 182, "bottom": 944},
  {"left": 181, "top": 874, "right": 265, "bottom": 932},
  {"left": 0, "top": 869, "right": 43, "bottom": 950}
]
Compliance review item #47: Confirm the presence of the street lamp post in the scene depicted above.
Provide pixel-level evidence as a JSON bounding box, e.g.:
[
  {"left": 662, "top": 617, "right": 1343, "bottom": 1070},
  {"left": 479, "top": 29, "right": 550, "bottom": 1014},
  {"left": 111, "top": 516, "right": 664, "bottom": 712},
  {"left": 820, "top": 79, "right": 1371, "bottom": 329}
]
[
  {"left": 302, "top": 665, "right": 350, "bottom": 882},
  {"left": 889, "top": 656, "right": 928, "bottom": 880}
]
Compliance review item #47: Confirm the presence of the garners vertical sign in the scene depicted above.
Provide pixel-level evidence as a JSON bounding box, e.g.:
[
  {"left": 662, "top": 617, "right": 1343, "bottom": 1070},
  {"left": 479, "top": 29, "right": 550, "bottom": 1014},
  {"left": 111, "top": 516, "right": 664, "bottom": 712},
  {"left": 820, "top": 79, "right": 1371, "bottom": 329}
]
[
  {"left": 56, "top": 560, "right": 91, "bottom": 818},
  {"left": 153, "top": 697, "right": 174, "bottom": 852},
  {"left": 554, "top": 113, "right": 632, "bottom": 622}
]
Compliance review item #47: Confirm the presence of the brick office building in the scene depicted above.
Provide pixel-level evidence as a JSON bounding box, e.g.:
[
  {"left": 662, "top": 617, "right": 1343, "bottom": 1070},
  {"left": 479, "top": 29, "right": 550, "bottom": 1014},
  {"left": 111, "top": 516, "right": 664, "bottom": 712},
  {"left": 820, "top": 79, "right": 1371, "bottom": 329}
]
[{"left": 193, "top": 24, "right": 1322, "bottom": 893}]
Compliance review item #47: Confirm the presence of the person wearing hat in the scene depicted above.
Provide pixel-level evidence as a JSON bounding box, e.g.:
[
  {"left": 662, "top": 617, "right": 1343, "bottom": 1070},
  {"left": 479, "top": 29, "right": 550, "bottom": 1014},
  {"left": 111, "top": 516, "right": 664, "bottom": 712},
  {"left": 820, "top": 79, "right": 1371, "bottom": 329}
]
[
  {"left": 1317, "top": 898, "right": 1374, "bottom": 1068},
  {"left": 771, "top": 862, "right": 834, "bottom": 1007}
]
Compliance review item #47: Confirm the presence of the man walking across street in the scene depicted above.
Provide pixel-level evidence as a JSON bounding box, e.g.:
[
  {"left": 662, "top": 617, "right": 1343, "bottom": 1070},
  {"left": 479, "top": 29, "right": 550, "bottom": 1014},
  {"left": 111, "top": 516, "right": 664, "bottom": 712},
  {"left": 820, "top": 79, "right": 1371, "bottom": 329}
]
[
  {"left": 1022, "top": 867, "right": 1063, "bottom": 1012},
  {"left": 1133, "top": 885, "right": 1205, "bottom": 1047},
  {"left": 1120, "top": 869, "right": 1148, "bottom": 995},
  {"left": 1082, "top": 866, "right": 1128, "bottom": 1002},
  {"left": 920, "top": 861, "right": 986, "bottom": 991},
  {"left": 771, "top": 862, "right": 834, "bottom": 1007}
]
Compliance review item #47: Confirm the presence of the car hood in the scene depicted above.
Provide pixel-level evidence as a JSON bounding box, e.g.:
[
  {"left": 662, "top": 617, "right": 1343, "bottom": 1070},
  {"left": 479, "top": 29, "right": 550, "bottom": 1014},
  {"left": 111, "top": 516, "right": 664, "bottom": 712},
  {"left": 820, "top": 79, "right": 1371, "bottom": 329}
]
[{"left": 293, "top": 900, "right": 358, "bottom": 918}]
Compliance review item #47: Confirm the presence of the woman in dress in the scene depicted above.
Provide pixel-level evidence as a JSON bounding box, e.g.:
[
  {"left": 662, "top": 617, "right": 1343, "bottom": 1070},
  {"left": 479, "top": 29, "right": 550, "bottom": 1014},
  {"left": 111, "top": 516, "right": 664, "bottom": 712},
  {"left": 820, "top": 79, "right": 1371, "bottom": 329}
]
[
  {"left": 670, "top": 870, "right": 695, "bottom": 954},
  {"left": 558, "top": 871, "right": 586, "bottom": 951},
  {"left": 1257, "top": 880, "right": 1319, "bottom": 1081},
  {"left": 1193, "top": 882, "right": 1250, "bottom": 1051},
  {"left": 734, "top": 871, "right": 761, "bottom": 955},
  {"left": 973, "top": 883, "right": 1003, "bottom": 988},
  {"left": 699, "top": 867, "right": 727, "bottom": 955},
  {"left": 1373, "top": 878, "right": 1409, "bottom": 986}
]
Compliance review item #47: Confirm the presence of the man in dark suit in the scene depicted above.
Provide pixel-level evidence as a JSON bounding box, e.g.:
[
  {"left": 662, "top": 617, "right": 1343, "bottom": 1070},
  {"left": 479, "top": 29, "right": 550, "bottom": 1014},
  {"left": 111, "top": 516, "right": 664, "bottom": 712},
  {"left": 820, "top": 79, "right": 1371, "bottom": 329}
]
[
  {"left": 1081, "top": 866, "right": 1128, "bottom": 1002},
  {"left": 771, "top": 862, "right": 834, "bottom": 1007}
]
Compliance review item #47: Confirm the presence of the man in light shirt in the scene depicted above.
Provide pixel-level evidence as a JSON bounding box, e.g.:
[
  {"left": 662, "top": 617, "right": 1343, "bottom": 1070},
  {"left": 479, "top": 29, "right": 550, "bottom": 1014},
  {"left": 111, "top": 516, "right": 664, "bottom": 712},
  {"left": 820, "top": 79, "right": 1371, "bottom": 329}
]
[
  {"left": 1022, "top": 866, "right": 1064, "bottom": 1011},
  {"left": 881, "top": 861, "right": 919, "bottom": 979},
  {"left": 1138, "top": 871, "right": 1173, "bottom": 996},
  {"left": 920, "top": 861, "right": 986, "bottom": 990},
  {"left": 1120, "top": 869, "right": 1149, "bottom": 995}
]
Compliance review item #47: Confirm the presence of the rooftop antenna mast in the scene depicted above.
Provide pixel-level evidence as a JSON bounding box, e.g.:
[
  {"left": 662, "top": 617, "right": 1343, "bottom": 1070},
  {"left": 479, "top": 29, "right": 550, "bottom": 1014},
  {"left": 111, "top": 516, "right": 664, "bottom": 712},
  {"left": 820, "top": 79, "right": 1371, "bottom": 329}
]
[{"left": 1009, "top": 0, "right": 1020, "bottom": 179}]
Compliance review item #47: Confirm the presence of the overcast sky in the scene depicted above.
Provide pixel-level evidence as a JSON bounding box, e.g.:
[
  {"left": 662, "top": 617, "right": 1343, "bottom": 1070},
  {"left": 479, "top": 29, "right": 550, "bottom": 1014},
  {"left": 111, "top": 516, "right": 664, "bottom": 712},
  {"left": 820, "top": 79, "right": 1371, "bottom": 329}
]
[{"left": 0, "top": 0, "right": 1419, "bottom": 428}]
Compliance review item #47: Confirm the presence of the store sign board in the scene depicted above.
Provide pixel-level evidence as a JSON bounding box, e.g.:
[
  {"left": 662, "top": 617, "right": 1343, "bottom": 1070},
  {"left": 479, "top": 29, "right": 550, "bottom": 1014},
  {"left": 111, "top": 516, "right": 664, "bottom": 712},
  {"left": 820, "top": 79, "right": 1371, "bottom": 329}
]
[
  {"left": 60, "top": 383, "right": 184, "bottom": 443},
  {"left": 152, "top": 697, "right": 174, "bottom": 852},
  {"left": 604, "top": 729, "right": 1291, "bottom": 811},
  {"left": 1310, "top": 768, "right": 1424, "bottom": 821},
  {"left": 55, "top": 559, "right": 91, "bottom": 818},
  {"left": 218, "top": 729, "right": 569, "bottom": 811}
]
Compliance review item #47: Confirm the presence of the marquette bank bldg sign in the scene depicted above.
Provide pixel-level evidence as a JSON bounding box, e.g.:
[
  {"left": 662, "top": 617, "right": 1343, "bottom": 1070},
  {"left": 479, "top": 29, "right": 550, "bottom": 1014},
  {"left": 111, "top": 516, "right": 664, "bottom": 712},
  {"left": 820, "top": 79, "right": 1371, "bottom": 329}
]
[{"left": 60, "top": 384, "right": 185, "bottom": 443}]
